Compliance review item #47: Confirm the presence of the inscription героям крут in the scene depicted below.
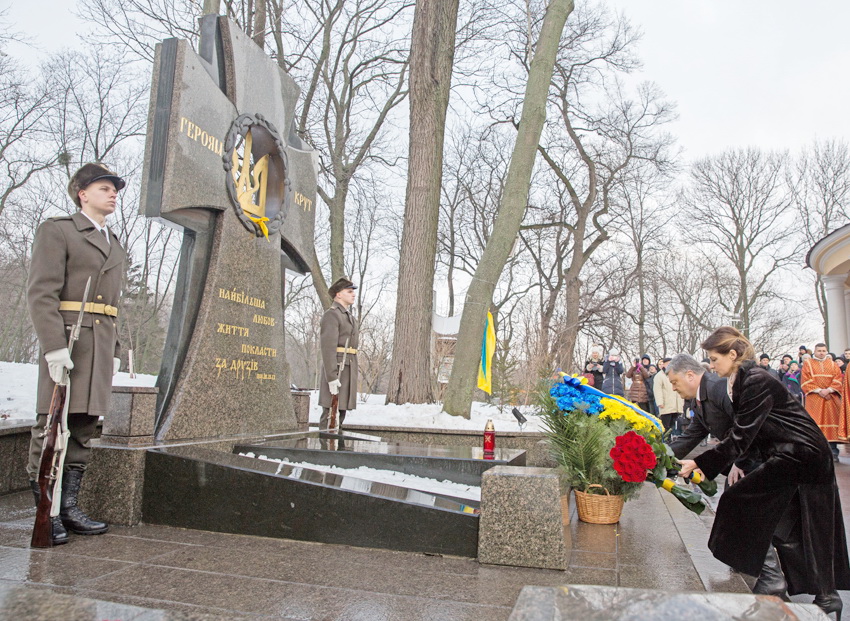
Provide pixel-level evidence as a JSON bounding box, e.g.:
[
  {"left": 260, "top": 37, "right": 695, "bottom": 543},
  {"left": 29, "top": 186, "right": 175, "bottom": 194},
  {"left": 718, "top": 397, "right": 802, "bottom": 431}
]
[
  {"left": 294, "top": 191, "right": 312, "bottom": 212},
  {"left": 179, "top": 116, "right": 224, "bottom": 156}
]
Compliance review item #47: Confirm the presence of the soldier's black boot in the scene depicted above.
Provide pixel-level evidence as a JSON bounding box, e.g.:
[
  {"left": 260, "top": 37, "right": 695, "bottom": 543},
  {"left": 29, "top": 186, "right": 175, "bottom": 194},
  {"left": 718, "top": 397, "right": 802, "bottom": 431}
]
[
  {"left": 59, "top": 470, "right": 108, "bottom": 535},
  {"left": 29, "top": 480, "right": 69, "bottom": 545}
]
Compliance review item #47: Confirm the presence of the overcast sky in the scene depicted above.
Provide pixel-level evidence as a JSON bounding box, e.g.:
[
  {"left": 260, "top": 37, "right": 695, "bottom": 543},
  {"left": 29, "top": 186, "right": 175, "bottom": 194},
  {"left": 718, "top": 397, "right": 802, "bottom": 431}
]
[
  {"left": 6, "top": 1, "right": 848, "bottom": 161},
  {"left": 606, "top": 0, "right": 850, "bottom": 159}
]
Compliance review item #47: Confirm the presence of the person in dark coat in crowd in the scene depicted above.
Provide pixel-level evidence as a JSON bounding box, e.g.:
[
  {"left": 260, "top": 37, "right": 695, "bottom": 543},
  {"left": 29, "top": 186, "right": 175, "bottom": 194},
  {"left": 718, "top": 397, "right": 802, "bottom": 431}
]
[
  {"left": 655, "top": 357, "right": 684, "bottom": 433},
  {"left": 601, "top": 349, "right": 625, "bottom": 396},
  {"left": 783, "top": 360, "right": 804, "bottom": 404},
  {"left": 758, "top": 353, "right": 781, "bottom": 380},
  {"left": 667, "top": 354, "right": 784, "bottom": 596},
  {"left": 679, "top": 327, "right": 850, "bottom": 619},
  {"left": 644, "top": 357, "right": 659, "bottom": 415},
  {"left": 778, "top": 355, "right": 793, "bottom": 382},
  {"left": 626, "top": 355, "right": 651, "bottom": 411},
  {"left": 585, "top": 350, "right": 605, "bottom": 391}
]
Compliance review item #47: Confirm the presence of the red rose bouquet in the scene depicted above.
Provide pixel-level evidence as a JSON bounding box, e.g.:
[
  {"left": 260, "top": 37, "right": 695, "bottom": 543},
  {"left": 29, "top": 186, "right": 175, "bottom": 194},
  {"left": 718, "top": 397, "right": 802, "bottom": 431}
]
[{"left": 610, "top": 431, "right": 657, "bottom": 482}]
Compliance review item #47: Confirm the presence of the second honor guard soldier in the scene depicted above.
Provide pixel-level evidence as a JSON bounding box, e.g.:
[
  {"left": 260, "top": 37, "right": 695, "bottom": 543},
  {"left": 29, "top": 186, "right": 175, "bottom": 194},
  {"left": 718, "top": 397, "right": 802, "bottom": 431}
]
[
  {"left": 26, "top": 163, "right": 127, "bottom": 543},
  {"left": 319, "top": 278, "right": 359, "bottom": 430}
]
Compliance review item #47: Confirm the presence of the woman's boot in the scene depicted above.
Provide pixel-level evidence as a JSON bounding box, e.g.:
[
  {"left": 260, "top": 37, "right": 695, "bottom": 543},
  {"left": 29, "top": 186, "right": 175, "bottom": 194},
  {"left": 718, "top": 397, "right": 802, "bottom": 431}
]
[
  {"left": 752, "top": 546, "right": 787, "bottom": 598},
  {"left": 813, "top": 591, "right": 843, "bottom": 621}
]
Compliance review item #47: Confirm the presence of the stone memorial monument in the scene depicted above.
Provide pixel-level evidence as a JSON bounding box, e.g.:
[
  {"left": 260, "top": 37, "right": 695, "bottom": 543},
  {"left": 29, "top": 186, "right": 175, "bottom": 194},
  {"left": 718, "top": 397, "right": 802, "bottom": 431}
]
[{"left": 139, "top": 14, "right": 318, "bottom": 441}]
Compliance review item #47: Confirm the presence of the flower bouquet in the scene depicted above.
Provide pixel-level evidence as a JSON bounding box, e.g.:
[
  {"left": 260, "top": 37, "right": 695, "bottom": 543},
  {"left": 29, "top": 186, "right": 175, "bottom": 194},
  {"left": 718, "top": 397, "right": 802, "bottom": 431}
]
[{"left": 541, "top": 374, "right": 714, "bottom": 523}]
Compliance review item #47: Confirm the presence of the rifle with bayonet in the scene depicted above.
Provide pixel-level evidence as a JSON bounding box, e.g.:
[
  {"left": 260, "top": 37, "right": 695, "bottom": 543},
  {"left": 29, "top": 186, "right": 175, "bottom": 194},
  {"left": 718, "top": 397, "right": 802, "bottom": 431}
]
[
  {"left": 328, "top": 336, "right": 351, "bottom": 435},
  {"left": 31, "top": 277, "right": 91, "bottom": 548}
]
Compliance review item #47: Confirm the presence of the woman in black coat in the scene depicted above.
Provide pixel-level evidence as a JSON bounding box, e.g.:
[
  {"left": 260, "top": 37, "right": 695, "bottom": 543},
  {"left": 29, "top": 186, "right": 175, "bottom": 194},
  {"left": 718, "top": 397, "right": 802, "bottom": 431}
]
[{"left": 680, "top": 326, "right": 850, "bottom": 619}]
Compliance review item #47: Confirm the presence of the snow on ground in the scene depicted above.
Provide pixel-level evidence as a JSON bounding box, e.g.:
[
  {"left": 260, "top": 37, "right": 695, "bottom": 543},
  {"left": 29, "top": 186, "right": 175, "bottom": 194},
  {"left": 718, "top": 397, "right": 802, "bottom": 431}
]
[
  {"left": 0, "top": 361, "right": 156, "bottom": 422},
  {"left": 307, "top": 391, "right": 545, "bottom": 432},
  {"left": 0, "top": 361, "right": 544, "bottom": 432},
  {"left": 240, "top": 452, "right": 481, "bottom": 501}
]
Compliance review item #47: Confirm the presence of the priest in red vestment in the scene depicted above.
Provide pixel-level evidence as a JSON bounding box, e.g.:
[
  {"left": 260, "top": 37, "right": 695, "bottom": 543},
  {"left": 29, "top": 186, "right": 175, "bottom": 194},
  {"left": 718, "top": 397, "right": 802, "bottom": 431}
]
[{"left": 802, "top": 343, "right": 846, "bottom": 460}]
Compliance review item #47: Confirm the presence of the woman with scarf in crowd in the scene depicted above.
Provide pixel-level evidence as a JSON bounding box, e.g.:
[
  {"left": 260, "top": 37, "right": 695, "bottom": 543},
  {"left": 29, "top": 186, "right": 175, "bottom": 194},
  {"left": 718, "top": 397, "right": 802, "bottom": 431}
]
[{"left": 679, "top": 326, "right": 850, "bottom": 620}]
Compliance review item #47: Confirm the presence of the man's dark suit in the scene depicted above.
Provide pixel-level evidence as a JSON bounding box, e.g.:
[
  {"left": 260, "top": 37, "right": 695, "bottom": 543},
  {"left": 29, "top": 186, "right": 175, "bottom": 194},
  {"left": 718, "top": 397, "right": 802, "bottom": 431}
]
[{"left": 670, "top": 372, "right": 760, "bottom": 474}]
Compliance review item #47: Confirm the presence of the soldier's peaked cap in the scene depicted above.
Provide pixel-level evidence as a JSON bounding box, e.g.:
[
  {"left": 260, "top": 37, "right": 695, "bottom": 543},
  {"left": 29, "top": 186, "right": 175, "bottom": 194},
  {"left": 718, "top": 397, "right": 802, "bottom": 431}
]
[
  {"left": 68, "top": 163, "right": 126, "bottom": 208},
  {"left": 329, "top": 277, "right": 357, "bottom": 298}
]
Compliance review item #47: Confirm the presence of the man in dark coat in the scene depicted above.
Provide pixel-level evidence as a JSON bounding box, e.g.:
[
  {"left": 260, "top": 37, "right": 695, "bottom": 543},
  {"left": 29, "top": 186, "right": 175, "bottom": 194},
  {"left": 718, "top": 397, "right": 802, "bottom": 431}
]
[
  {"left": 758, "top": 353, "right": 781, "bottom": 380},
  {"left": 27, "top": 163, "right": 127, "bottom": 543},
  {"left": 667, "top": 355, "right": 783, "bottom": 595},
  {"left": 668, "top": 354, "right": 760, "bottom": 476},
  {"left": 318, "top": 278, "right": 359, "bottom": 430}
]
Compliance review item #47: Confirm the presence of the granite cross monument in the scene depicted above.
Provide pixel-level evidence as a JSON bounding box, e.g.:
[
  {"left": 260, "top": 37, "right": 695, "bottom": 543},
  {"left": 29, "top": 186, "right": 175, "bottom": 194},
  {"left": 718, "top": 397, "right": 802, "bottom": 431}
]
[{"left": 139, "top": 15, "right": 317, "bottom": 441}]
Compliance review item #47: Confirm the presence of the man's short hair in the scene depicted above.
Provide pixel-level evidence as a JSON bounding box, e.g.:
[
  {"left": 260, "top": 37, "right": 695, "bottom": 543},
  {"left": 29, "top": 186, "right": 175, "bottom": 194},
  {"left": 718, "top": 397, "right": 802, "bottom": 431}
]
[
  {"left": 815, "top": 342, "right": 828, "bottom": 349},
  {"left": 667, "top": 354, "right": 706, "bottom": 376}
]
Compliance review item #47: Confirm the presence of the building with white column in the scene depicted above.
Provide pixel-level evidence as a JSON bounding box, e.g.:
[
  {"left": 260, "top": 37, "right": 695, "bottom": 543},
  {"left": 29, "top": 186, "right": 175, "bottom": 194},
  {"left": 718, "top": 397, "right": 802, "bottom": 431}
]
[{"left": 806, "top": 223, "right": 850, "bottom": 351}]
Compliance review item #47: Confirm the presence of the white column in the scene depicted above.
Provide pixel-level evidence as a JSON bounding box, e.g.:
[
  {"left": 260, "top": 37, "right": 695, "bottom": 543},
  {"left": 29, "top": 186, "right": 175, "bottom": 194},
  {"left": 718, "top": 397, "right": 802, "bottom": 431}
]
[
  {"left": 844, "top": 287, "right": 850, "bottom": 349},
  {"left": 823, "top": 274, "right": 848, "bottom": 352}
]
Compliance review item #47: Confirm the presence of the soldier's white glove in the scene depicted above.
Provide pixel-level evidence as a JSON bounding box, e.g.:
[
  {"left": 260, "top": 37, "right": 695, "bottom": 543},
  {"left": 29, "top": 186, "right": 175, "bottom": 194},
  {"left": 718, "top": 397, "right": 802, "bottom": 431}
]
[
  {"left": 44, "top": 348, "right": 74, "bottom": 384},
  {"left": 113, "top": 357, "right": 121, "bottom": 376},
  {"left": 328, "top": 379, "right": 341, "bottom": 395}
]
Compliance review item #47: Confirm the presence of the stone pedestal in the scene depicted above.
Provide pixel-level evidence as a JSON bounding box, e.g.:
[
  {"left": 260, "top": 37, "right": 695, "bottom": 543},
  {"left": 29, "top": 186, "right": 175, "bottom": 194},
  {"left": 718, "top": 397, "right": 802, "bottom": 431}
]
[
  {"left": 0, "top": 421, "right": 32, "bottom": 494},
  {"left": 292, "top": 390, "right": 310, "bottom": 431},
  {"left": 79, "top": 444, "right": 148, "bottom": 526},
  {"left": 79, "top": 386, "right": 159, "bottom": 525},
  {"left": 478, "top": 466, "right": 568, "bottom": 570},
  {"left": 102, "top": 386, "right": 158, "bottom": 445}
]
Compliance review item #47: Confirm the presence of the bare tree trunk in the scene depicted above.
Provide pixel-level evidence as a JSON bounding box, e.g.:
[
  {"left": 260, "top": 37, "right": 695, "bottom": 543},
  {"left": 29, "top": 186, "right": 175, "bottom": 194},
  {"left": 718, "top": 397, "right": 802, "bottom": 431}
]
[
  {"left": 560, "top": 274, "right": 581, "bottom": 369},
  {"left": 442, "top": 0, "right": 575, "bottom": 417},
  {"left": 386, "top": 0, "right": 460, "bottom": 405},
  {"left": 252, "top": 0, "right": 267, "bottom": 48}
]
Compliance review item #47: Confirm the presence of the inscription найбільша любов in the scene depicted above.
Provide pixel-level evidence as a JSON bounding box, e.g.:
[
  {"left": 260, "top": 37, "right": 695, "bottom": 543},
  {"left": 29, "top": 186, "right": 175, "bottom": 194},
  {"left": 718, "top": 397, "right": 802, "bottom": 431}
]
[{"left": 215, "top": 287, "right": 277, "bottom": 382}]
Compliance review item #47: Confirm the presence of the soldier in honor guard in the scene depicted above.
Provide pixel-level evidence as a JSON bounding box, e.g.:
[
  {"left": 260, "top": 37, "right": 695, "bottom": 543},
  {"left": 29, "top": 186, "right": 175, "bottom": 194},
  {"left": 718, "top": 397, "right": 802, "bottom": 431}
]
[
  {"left": 319, "top": 278, "right": 359, "bottom": 430},
  {"left": 26, "top": 163, "right": 127, "bottom": 544}
]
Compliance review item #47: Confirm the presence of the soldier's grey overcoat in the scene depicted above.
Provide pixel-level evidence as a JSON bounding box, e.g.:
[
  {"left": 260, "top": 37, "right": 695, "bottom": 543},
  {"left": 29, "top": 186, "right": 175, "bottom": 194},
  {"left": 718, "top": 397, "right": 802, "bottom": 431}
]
[
  {"left": 318, "top": 301, "right": 359, "bottom": 410},
  {"left": 28, "top": 212, "right": 125, "bottom": 417}
]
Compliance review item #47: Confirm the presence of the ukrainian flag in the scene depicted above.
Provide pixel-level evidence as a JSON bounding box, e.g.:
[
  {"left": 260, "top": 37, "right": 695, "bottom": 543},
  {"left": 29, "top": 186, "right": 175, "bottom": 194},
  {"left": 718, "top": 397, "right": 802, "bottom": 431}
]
[{"left": 477, "top": 311, "right": 496, "bottom": 394}]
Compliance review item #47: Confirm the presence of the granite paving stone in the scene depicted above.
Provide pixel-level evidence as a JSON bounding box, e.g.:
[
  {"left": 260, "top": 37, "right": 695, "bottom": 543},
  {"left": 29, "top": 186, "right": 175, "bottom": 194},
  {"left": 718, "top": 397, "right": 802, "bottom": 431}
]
[
  {"left": 145, "top": 545, "right": 516, "bottom": 606},
  {"left": 568, "top": 550, "right": 617, "bottom": 570},
  {"left": 48, "top": 532, "right": 199, "bottom": 563},
  {"left": 0, "top": 519, "right": 33, "bottom": 547},
  {"left": 562, "top": 567, "right": 618, "bottom": 587},
  {"left": 0, "top": 547, "right": 133, "bottom": 586}
]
